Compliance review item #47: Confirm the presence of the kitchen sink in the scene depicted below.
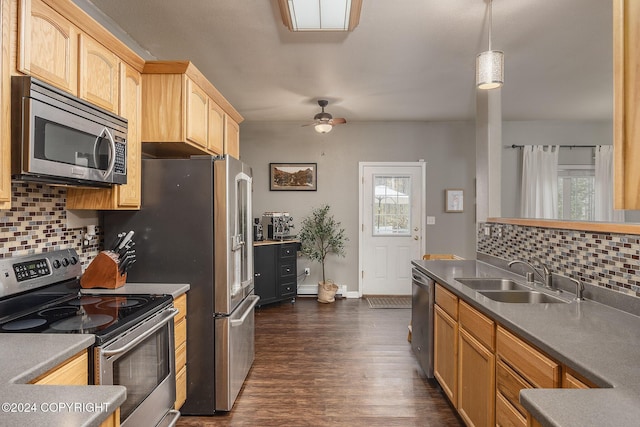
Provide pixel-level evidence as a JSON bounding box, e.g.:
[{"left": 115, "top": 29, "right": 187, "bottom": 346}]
[
  {"left": 455, "top": 278, "right": 530, "bottom": 291},
  {"left": 478, "top": 290, "right": 568, "bottom": 304}
]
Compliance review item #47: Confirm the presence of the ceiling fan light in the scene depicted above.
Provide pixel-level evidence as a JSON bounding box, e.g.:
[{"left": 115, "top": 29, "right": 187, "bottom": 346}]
[
  {"left": 476, "top": 50, "right": 504, "bottom": 89},
  {"left": 315, "top": 123, "right": 333, "bottom": 133}
]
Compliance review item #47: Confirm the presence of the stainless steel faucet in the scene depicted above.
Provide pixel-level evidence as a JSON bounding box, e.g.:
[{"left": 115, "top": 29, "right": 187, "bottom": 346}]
[
  {"left": 569, "top": 277, "right": 585, "bottom": 301},
  {"left": 508, "top": 259, "right": 554, "bottom": 290}
]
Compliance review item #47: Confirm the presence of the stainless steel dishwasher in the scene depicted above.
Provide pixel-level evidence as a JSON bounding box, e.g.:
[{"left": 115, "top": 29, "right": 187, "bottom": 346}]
[{"left": 411, "top": 266, "right": 435, "bottom": 378}]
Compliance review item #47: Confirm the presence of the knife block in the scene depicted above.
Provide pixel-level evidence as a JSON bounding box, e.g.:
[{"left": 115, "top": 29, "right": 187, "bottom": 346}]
[{"left": 80, "top": 251, "right": 127, "bottom": 289}]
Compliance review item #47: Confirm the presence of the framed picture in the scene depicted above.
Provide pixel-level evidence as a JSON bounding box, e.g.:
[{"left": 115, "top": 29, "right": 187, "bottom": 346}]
[
  {"left": 445, "top": 189, "right": 464, "bottom": 212},
  {"left": 270, "top": 163, "right": 317, "bottom": 191}
]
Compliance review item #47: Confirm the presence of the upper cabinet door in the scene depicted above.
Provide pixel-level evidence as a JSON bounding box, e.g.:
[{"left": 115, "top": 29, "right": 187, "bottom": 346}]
[
  {"left": 185, "top": 78, "right": 208, "bottom": 148},
  {"left": 79, "top": 34, "right": 119, "bottom": 113},
  {"left": 117, "top": 63, "right": 142, "bottom": 208},
  {"left": 18, "top": 0, "right": 79, "bottom": 95},
  {"left": 208, "top": 100, "right": 225, "bottom": 155},
  {"left": 225, "top": 116, "right": 240, "bottom": 158}
]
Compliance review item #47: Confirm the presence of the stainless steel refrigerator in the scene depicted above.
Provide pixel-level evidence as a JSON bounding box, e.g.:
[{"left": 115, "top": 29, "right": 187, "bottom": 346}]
[{"left": 103, "top": 155, "right": 259, "bottom": 415}]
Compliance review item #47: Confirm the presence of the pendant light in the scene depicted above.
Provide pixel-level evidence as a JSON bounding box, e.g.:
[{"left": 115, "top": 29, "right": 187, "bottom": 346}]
[{"left": 476, "top": 0, "right": 504, "bottom": 90}]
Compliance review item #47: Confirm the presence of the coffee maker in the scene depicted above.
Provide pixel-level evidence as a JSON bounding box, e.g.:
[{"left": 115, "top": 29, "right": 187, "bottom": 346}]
[
  {"left": 261, "top": 212, "right": 294, "bottom": 240},
  {"left": 253, "top": 218, "right": 263, "bottom": 241}
]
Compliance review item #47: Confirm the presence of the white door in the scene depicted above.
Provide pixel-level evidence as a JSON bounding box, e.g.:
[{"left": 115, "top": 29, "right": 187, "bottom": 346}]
[{"left": 359, "top": 162, "right": 426, "bottom": 296}]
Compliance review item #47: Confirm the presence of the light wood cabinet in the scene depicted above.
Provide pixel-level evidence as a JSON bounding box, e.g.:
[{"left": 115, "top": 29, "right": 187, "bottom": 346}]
[
  {"left": 562, "top": 368, "right": 596, "bottom": 389},
  {"left": 208, "top": 101, "right": 225, "bottom": 155},
  {"left": 431, "top": 284, "right": 601, "bottom": 427},
  {"left": 18, "top": 0, "right": 79, "bottom": 95},
  {"left": 174, "top": 293, "right": 187, "bottom": 410},
  {"left": 98, "top": 408, "right": 120, "bottom": 427},
  {"left": 30, "top": 350, "right": 88, "bottom": 385},
  {"left": 0, "top": 0, "right": 10, "bottom": 209},
  {"left": 186, "top": 78, "right": 209, "bottom": 149},
  {"left": 614, "top": 0, "right": 640, "bottom": 209},
  {"left": 434, "top": 301, "right": 458, "bottom": 407},
  {"left": 225, "top": 115, "right": 240, "bottom": 158},
  {"left": 495, "top": 326, "right": 560, "bottom": 427},
  {"left": 67, "top": 63, "right": 142, "bottom": 210},
  {"left": 457, "top": 301, "right": 495, "bottom": 427},
  {"left": 141, "top": 61, "right": 243, "bottom": 158},
  {"left": 79, "top": 34, "right": 119, "bottom": 113}
]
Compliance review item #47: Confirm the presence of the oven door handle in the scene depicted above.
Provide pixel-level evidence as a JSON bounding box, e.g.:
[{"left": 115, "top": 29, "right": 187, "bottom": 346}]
[
  {"left": 102, "top": 308, "right": 178, "bottom": 357},
  {"left": 230, "top": 295, "right": 260, "bottom": 327}
]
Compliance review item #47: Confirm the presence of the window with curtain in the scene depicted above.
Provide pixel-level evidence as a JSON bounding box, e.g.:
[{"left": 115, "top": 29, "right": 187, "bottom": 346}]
[{"left": 557, "top": 165, "right": 595, "bottom": 220}]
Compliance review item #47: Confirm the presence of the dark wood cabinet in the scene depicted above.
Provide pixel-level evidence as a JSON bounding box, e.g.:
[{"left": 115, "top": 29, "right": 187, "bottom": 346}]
[{"left": 254, "top": 242, "right": 298, "bottom": 305}]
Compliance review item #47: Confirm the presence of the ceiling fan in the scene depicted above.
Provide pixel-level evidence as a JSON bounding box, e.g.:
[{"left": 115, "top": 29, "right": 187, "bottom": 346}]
[{"left": 304, "top": 100, "right": 347, "bottom": 133}]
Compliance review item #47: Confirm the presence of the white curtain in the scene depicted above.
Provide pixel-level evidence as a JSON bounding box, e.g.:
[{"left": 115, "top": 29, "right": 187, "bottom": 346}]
[
  {"left": 520, "top": 145, "right": 559, "bottom": 219},
  {"left": 594, "top": 145, "right": 624, "bottom": 222}
]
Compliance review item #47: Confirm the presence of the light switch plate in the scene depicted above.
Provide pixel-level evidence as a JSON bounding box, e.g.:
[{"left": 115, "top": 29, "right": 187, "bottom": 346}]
[{"left": 426, "top": 216, "right": 436, "bottom": 225}]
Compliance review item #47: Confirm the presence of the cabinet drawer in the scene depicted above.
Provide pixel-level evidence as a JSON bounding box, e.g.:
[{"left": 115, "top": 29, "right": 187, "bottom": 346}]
[
  {"left": 496, "top": 359, "right": 530, "bottom": 417},
  {"left": 459, "top": 300, "right": 495, "bottom": 351},
  {"left": 496, "top": 391, "right": 527, "bottom": 427},
  {"left": 280, "top": 282, "right": 296, "bottom": 296},
  {"left": 174, "top": 294, "right": 187, "bottom": 323},
  {"left": 175, "top": 365, "right": 187, "bottom": 410},
  {"left": 175, "top": 341, "right": 187, "bottom": 370},
  {"left": 175, "top": 317, "right": 187, "bottom": 349},
  {"left": 497, "top": 326, "right": 560, "bottom": 389},
  {"left": 435, "top": 284, "right": 458, "bottom": 320},
  {"left": 30, "top": 351, "right": 88, "bottom": 385},
  {"left": 280, "top": 263, "right": 295, "bottom": 278},
  {"left": 279, "top": 244, "right": 297, "bottom": 258},
  {"left": 563, "top": 369, "right": 596, "bottom": 389}
]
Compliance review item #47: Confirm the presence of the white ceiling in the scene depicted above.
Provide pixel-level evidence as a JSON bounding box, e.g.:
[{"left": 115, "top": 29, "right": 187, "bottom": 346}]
[{"left": 80, "top": 0, "right": 612, "bottom": 124}]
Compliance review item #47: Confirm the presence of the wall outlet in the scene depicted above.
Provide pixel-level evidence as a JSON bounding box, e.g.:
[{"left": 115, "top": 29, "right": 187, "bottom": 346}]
[{"left": 304, "top": 268, "right": 310, "bottom": 276}]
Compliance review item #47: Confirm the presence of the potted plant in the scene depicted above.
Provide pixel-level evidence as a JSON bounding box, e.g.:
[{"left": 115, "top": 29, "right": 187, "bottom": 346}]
[{"left": 298, "top": 204, "right": 348, "bottom": 303}]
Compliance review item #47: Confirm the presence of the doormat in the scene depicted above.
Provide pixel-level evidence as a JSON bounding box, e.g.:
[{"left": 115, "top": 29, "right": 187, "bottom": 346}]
[{"left": 366, "top": 296, "right": 411, "bottom": 309}]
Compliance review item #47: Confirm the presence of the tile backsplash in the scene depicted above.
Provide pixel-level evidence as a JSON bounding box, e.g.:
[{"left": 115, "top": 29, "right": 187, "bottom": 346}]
[
  {"left": 0, "top": 182, "right": 100, "bottom": 268},
  {"left": 478, "top": 221, "right": 640, "bottom": 298}
]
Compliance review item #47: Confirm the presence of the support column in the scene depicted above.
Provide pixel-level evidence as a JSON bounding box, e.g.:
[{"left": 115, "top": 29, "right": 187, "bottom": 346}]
[{"left": 476, "top": 88, "right": 502, "bottom": 223}]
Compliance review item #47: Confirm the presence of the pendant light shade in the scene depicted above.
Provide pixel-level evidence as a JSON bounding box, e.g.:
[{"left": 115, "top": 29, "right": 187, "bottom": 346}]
[
  {"left": 476, "top": 50, "right": 504, "bottom": 89},
  {"left": 476, "top": 0, "right": 503, "bottom": 90}
]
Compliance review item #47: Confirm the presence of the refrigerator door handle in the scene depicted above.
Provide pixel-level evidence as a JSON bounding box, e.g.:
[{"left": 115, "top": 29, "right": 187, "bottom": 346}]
[{"left": 230, "top": 295, "right": 260, "bottom": 327}]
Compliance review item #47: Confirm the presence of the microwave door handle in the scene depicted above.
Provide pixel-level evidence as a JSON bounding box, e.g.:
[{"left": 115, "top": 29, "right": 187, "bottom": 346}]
[
  {"left": 93, "top": 128, "right": 117, "bottom": 177},
  {"left": 102, "top": 308, "right": 178, "bottom": 357}
]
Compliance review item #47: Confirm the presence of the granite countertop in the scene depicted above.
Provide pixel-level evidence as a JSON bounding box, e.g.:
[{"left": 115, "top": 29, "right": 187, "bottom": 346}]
[
  {"left": 413, "top": 259, "right": 640, "bottom": 427},
  {"left": 0, "top": 334, "right": 125, "bottom": 427},
  {"left": 82, "top": 282, "right": 190, "bottom": 298}
]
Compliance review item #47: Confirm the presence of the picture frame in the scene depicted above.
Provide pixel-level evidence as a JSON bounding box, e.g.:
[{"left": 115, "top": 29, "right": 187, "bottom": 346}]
[
  {"left": 270, "top": 163, "right": 317, "bottom": 191},
  {"left": 445, "top": 189, "right": 464, "bottom": 212}
]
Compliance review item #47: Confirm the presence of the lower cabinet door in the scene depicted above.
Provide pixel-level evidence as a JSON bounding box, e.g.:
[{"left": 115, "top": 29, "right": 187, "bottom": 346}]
[
  {"left": 434, "top": 304, "right": 458, "bottom": 407},
  {"left": 458, "top": 327, "right": 495, "bottom": 427}
]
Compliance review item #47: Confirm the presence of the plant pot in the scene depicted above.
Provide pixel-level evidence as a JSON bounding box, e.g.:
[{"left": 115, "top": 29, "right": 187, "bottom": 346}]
[{"left": 317, "top": 281, "right": 339, "bottom": 303}]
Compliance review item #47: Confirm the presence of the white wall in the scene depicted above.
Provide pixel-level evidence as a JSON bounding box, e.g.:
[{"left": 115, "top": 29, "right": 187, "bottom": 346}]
[{"left": 240, "top": 121, "right": 477, "bottom": 293}]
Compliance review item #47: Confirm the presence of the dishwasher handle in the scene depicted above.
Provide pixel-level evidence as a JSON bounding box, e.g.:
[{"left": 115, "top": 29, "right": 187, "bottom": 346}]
[{"left": 412, "top": 269, "right": 432, "bottom": 288}]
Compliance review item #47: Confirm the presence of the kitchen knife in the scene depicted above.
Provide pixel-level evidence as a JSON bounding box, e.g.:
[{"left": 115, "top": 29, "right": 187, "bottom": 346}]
[
  {"left": 110, "top": 232, "right": 126, "bottom": 251},
  {"left": 118, "top": 231, "right": 135, "bottom": 250}
]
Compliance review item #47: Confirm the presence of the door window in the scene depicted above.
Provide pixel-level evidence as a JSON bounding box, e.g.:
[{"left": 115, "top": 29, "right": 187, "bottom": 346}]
[{"left": 372, "top": 175, "right": 411, "bottom": 236}]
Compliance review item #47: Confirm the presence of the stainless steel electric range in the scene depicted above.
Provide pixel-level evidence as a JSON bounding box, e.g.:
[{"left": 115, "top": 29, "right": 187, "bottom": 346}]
[{"left": 0, "top": 249, "right": 180, "bottom": 427}]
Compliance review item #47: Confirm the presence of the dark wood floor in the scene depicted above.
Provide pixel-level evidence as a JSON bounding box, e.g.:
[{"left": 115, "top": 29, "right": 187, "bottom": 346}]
[{"left": 176, "top": 297, "right": 463, "bottom": 426}]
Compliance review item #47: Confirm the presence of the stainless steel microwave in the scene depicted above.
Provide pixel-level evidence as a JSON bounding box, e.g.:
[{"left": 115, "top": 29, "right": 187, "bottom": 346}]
[{"left": 11, "top": 76, "right": 128, "bottom": 187}]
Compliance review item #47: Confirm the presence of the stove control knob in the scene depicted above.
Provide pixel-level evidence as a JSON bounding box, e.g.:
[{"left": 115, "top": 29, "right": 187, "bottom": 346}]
[
  {"left": 62, "top": 258, "right": 70, "bottom": 267},
  {"left": 69, "top": 256, "right": 78, "bottom": 265},
  {"left": 52, "top": 259, "right": 61, "bottom": 269}
]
